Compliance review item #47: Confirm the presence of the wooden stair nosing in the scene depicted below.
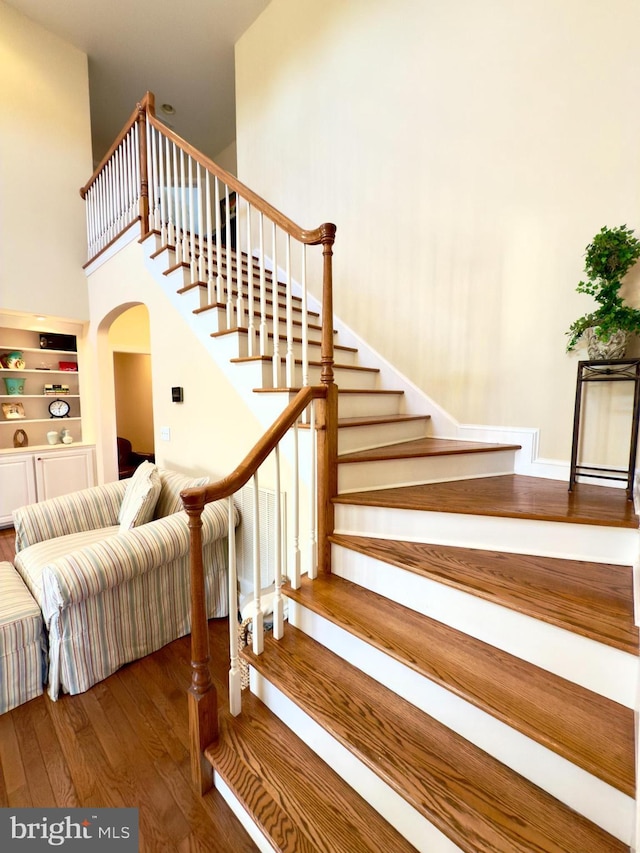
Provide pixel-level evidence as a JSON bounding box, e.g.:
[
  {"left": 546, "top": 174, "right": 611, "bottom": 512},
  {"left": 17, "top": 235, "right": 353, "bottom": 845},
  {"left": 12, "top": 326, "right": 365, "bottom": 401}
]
[
  {"left": 230, "top": 355, "right": 379, "bottom": 375},
  {"left": 242, "top": 627, "right": 627, "bottom": 853},
  {"left": 329, "top": 533, "right": 640, "bottom": 656},
  {"left": 252, "top": 386, "right": 404, "bottom": 396},
  {"left": 206, "top": 691, "right": 416, "bottom": 853},
  {"left": 194, "top": 298, "right": 320, "bottom": 319},
  {"left": 338, "top": 437, "right": 521, "bottom": 464},
  {"left": 284, "top": 573, "right": 635, "bottom": 795}
]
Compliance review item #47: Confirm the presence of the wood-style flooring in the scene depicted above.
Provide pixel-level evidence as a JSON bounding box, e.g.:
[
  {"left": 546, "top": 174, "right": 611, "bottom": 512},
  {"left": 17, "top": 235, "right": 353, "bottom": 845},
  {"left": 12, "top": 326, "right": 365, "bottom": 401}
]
[{"left": 0, "top": 528, "right": 258, "bottom": 853}]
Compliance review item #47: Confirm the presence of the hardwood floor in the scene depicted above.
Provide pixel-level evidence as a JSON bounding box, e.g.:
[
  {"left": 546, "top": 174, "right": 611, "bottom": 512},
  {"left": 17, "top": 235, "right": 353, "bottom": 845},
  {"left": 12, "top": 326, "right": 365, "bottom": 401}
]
[{"left": 0, "top": 528, "right": 258, "bottom": 853}]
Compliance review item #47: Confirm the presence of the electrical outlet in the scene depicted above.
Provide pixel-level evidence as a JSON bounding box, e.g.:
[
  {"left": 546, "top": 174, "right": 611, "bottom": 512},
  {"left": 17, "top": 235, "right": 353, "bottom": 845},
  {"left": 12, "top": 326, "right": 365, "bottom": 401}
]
[{"left": 160, "top": 427, "right": 171, "bottom": 441}]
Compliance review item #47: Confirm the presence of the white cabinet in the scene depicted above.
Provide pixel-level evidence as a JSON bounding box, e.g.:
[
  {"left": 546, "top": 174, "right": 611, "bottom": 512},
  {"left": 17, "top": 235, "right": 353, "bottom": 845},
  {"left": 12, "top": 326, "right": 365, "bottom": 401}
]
[
  {"left": 0, "top": 446, "right": 95, "bottom": 527},
  {"left": 0, "top": 453, "right": 36, "bottom": 524}
]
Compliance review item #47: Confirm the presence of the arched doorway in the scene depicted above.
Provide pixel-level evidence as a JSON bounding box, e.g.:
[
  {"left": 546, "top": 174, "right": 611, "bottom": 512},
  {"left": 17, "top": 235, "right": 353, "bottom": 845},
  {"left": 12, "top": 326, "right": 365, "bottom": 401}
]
[{"left": 109, "top": 306, "right": 155, "bottom": 478}]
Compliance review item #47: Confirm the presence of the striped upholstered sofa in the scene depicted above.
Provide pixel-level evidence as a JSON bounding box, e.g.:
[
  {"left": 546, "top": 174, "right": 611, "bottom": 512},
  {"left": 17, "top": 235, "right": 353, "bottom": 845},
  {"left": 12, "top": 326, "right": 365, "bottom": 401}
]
[{"left": 12, "top": 468, "right": 238, "bottom": 700}]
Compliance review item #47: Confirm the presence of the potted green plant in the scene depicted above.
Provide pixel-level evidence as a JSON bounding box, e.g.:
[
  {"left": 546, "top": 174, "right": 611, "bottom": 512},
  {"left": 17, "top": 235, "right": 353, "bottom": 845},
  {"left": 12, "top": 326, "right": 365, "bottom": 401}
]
[{"left": 566, "top": 224, "right": 640, "bottom": 358}]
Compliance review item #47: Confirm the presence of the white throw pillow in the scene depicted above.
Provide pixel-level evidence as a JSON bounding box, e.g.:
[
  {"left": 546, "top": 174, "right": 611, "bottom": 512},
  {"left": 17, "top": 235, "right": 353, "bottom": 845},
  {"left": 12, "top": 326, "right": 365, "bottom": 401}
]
[{"left": 118, "top": 461, "right": 162, "bottom": 532}]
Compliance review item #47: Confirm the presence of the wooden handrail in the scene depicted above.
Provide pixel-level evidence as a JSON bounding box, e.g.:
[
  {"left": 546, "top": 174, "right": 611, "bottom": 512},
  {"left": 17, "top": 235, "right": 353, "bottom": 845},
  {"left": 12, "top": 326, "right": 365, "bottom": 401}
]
[
  {"left": 181, "top": 385, "right": 327, "bottom": 511},
  {"left": 144, "top": 110, "right": 334, "bottom": 247}
]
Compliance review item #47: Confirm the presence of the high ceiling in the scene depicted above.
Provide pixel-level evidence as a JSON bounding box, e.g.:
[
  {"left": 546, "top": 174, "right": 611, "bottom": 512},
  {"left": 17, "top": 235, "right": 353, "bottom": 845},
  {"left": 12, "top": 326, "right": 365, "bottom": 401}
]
[{"left": 5, "top": 0, "right": 271, "bottom": 165}]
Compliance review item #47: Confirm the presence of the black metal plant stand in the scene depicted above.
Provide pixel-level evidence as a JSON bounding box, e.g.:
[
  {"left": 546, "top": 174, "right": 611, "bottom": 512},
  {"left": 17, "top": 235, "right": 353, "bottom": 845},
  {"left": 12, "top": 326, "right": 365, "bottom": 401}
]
[{"left": 568, "top": 358, "right": 640, "bottom": 499}]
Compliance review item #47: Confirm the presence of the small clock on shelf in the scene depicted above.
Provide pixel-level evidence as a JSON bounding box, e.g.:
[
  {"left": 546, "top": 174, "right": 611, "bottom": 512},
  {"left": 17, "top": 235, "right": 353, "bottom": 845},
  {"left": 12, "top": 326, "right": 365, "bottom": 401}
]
[{"left": 48, "top": 398, "right": 70, "bottom": 418}]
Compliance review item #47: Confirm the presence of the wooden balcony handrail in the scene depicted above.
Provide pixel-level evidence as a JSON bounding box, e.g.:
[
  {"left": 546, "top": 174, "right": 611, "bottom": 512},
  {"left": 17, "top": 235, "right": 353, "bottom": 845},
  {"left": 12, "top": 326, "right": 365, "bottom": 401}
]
[
  {"left": 80, "top": 91, "right": 336, "bottom": 248},
  {"left": 181, "top": 384, "right": 328, "bottom": 513}
]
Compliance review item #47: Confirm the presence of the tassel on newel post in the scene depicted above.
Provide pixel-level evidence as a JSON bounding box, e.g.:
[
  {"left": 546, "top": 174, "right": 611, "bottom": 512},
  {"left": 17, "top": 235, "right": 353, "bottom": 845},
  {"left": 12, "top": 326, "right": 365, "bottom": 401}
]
[
  {"left": 137, "top": 92, "right": 154, "bottom": 238},
  {"left": 317, "top": 223, "right": 338, "bottom": 576},
  {"left": 182, "top": 490, "right": 218, "bottom": 794}
]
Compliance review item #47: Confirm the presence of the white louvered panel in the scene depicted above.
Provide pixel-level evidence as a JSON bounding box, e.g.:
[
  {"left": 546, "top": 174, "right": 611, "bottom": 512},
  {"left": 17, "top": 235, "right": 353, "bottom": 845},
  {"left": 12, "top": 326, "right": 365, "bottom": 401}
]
[{"left": 236, "top": 485, "right": 287, "bottom": 595}]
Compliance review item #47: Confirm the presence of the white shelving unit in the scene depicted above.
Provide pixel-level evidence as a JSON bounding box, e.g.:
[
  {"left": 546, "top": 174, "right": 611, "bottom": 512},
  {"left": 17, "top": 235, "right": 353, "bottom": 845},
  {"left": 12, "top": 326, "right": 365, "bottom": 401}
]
[{"left": 0, "top": 331, "right": 81, "bottom": 448}]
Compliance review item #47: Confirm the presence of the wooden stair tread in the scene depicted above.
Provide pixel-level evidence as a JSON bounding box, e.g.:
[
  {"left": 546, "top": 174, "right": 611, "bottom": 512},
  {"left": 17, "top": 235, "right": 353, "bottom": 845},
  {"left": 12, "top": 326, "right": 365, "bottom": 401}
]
[
  {"left": 284, "top": 574, "right": 635, "bottom": 793},
  {"left": 242, "top": 627, "right": 626, "bottom": 853},
  {"left": 334, "top": 474, "right": 640, "bottom": 528},
  {"left": 338, "top": 436, "right": 520, "bottom": 463},
  {"left": 330, "top": 533, "right": 639, "bottom": 655},
  {"left": 206, "top": 691, "right": 416, "bottom": 853}
]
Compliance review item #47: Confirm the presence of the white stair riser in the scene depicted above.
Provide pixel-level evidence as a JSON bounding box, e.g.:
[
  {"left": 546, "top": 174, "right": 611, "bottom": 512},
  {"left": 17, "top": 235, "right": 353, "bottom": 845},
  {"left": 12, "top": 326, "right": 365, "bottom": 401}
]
[
  {"left": 330, "top": 543, "right": 637, "bottom": 708},
  {"left": 334, "top": 503, "right": 638, "bottom": 566},
  {"left": 337, "top": 418, "right": 431, "bottom": 454},
  {"left": 213, "top": 774, "right": 275, "bottom": 853},
  {"left": 250, "top": 669, "right": 461, "bottom": 853},
  {"left": 286, "top": 600, "right": 634, "bottom": 844},
  {"left": 338, "top": 393, "right": 404, "bottom": 419},
  {"left": 231, "top": 360, "right": 378, "bottom": 391},
  {"left": 338, "top": 450, "right": 516, "bottom": 492}
]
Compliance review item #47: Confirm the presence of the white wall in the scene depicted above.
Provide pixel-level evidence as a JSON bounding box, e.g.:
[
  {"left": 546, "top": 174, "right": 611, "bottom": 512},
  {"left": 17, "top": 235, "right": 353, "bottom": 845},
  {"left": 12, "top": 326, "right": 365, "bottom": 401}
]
[
  {"left": 235, "top": 0, "right": 640, "bottom": 463},
  {"left": 86, "top": 238, "right": 266, "bottom": 484},
  {"left": 0, "top": 1, "right": 92, "bottom": 320}
]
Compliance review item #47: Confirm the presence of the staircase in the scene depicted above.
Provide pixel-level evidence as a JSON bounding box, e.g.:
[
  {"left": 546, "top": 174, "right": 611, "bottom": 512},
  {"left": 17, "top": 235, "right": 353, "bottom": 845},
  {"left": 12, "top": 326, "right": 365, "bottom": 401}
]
[
  {"left": 80, "top": 96, "right": 638, "bottom": 850},
  {"left": 141, "top": 234, "right": 638, "bottom": 852}
]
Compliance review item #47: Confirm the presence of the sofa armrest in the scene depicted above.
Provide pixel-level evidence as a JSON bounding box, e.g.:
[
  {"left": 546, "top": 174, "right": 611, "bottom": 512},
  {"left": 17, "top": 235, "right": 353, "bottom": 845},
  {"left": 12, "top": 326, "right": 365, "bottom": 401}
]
[
  {"left": 13, "top": 480, "right": 128, "bottom": 553},
  {"left": 39, "top": 499, "right": 235, "bottom": 612}
]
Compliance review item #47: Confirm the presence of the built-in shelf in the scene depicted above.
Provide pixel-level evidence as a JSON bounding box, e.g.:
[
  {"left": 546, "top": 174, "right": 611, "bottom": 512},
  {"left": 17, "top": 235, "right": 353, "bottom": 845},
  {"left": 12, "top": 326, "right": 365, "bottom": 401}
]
[{"left": 1, "top": 328, "right": 82, "bottom": 449}]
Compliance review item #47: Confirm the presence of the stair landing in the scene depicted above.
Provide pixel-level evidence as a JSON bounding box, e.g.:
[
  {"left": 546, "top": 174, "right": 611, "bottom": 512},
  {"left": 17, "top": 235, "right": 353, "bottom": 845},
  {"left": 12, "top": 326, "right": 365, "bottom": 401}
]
[{"left": 334, "top": 474, "right": 639, "bottom": 528}]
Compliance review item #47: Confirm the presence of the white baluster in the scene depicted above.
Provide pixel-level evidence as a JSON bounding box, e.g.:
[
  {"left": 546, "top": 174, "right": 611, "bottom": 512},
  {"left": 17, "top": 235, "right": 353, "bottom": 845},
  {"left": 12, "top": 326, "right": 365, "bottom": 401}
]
[
  {"left": 235, "top": 195, "right": 244, "bottom": 327},
  {"left": 180, "top": 149, "right": 189, "bottom": 265},
  {"left": 214, "top": 176, "right": 223, "bottom": 304},
  {"left": 285, "top": 236, "right": 294, "bottom": 387},
  {"left": 308, "top": 400, "right": 317, "bottom": 580},
  {"left": 273, "top": 445, "right": 284, "bottom": 640},
  {"left": 126, "top": 136, "right": 133, "bottom": 223},
  {"left": 205, "top": 171, "right": 214, "bottom": 304},
  {"left": 228, "top": 496, "right": 242, "bottom": 716},
  {"left": 197, "top": 163, "right": 205, "bottom": 281},
  {"left": 164, "top": 136, "right": 174, "bottom": 245},
  {"left": 84, "top": 188, "right": 93, "bottom": 260},
  {"left": 132, "top": 122, "right": 140, "bottom": 221},
  {"left": 246, "top": 202, "right": 255, "bottom": 355},
  {"left": 224, "top": 184, "right": 233, "bottom": 326},
  {"left": 272, "top": 223, "right": 280, "bottom": 387},
  {"left": 252, "top": 472, "right": 264, "bottom": 655},
  {"left": 259, "top": 214, "right": 267, "bottom": 355},
  {"left": 301, "top": 247, "right": 309, "bottom": 409},
  {"left": 291, "top": 421, "right": 301, "bottom": 589},
  {"left": 171, "top": 143, "right": 181, "bottom": 263},
  {"left": 157, "top": 131, "right": 166, "bottom": 243},
  {"left": 188, "top": 157, "right": 196, "bottom": 282}
]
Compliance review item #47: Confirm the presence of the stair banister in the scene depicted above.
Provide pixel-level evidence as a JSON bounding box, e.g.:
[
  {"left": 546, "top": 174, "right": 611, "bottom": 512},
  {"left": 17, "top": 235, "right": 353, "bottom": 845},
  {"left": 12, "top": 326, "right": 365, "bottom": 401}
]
[{"left": 181, "top": 384, "right": 328, "bottom": 792}]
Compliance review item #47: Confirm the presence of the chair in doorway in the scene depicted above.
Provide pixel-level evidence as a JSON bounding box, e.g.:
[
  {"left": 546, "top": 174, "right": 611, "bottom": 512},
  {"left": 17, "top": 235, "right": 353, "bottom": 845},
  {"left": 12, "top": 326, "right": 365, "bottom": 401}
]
[{"left": 117, "top": 436, "right": 155, "bottom": 480}]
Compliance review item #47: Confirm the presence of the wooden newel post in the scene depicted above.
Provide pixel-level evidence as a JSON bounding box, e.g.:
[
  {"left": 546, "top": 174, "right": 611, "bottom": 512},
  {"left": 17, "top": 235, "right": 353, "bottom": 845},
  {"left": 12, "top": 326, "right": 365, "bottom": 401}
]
[
  {"left": 317, "top": 223, "right": 338, "bottom": 575},
  {"left": 137, "top": 93, "right": 152, "bottom": 238},
  {"left": 183, "top": 491, "right": 218, "bottom": 794}
]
